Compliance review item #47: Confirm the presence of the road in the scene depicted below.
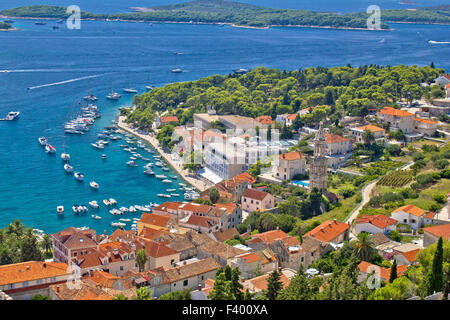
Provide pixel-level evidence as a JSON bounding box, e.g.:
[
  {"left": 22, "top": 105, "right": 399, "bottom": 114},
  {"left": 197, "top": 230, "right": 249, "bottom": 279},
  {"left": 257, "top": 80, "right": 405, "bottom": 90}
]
[{"left": 345, "top": 161, "right": 414, "bottom": 239}]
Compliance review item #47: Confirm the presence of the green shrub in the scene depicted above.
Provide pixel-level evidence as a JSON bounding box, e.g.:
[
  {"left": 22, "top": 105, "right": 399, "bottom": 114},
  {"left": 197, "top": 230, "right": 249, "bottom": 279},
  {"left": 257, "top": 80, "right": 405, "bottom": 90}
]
[{"left": 433, "top": 194, "right": 446, "bottom": 204}]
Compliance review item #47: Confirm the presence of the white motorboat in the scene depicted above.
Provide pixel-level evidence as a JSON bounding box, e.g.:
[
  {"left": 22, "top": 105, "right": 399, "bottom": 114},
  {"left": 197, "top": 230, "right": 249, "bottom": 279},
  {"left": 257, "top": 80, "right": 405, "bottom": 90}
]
[
  {"left": 127, "top": 161, "right": 138, "bottom": 167},
  {"left": 109, "top": 198, "right": 117, "bottom": 205},
  {"left": 91, "top": 142, "right": 104, "bottom": 149},
  {"left": 134, "top": 205, "right": 148, "bottom": 211},
  {"left": 155, "top": 162, "right": 164, "bottom": 167},
  {"left": 74, "top": 172, "right": 84, "bottom": 181},
  {"left": 90, "top": 181, "right": 99, "bottom": 190},
  {"left": 119, "top": 206, "right": 129, "bottom": 213},
  {"left": 162, "top": 167, "right": 169, "bottom": 172},
  {"left": 89, "top": 201, "right": 99, "bottom": 209},
  {"left": 170, "top": 176, "right": 177, "bottom": 179},
  {"left": 130, "top": 156, "right": 137, "bottom": 160},
  {"left": 103, "top": 199, "right": 111, "bottom": 206},
  {"left": 162, "top": 179, "right": 172, "bottom": 183},
  {"left": 45, "top": 144, "right": 56, "bottom": 154},
  {"left": 119, "top": 218, "right": 131, "bottom": 222},
  {"left": 184, "top": 193, "right": 192, "bottom": 200},
  {"left": 38, "top": 137, "right": 47, "bottom": 146},
  {"left": 144, "top": 170, "right": 155, "bottom": 175},
  {"left": 171, "top": 68, "right": 183, "bottom": 73},
  {"left": 123, "top": 88, "right": 138, "bottom": 93},
  {"left": 102, "top": 154, "right": 107, "bottom": 159},
  {"left": 111, "top": 222, "right": 125, "bottom": 227},
  {"left": 157, "top": 194, "right": 170, "bottom": 198},
  {"left": 156, "top": 175, "right": 167, "bottom": 179},
  {"left": 3, "top": 111, "right": 20, "bottom": 120},
  {"left": 106, "top": 91, "right": 121, "bottom": 100},
  {"left": 61, "top": 153, "right": 70, "bottom": 161},
  {"left": 129, "top": 206, "right": 137, "bottom": 212},
  {"left": 170, "top": 193, "right": 180, "bottom": 197},
  {"left": 110, "top": 209, "right": 121, "bottom": 215},
  {"left": 57, "top": 206, "right": 64, "bottom": 215},
  {"left": 91, "top": 215, "right": 102, "bottom": 220},
  {"left": 166, "top": 189, "right": 176, "bottom": 192},
  {"left": 64, "top": 163, "right": 73, "bottom": 173}
]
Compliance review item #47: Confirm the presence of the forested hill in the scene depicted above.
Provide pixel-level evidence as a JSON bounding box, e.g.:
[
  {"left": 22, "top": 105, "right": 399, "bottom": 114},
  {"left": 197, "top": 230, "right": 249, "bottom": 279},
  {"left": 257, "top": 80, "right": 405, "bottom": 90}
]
[{"left": 126, "top": 65, "right": 446, "bottom": 130}]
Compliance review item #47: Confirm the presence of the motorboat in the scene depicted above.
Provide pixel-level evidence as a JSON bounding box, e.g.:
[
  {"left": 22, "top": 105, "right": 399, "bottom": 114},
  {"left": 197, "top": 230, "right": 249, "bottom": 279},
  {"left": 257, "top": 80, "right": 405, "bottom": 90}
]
[
  {"left": 102, "top": 154, "right": 107, "bottom": 159},
  {"left": 162, "top": 168, "right": 169, "bottom": 172},
  {"left": 89, "top": 201, "right": 99, "bottom": 209},
  {"left": 38, "top": 137, "right": 47, "bottom": 146},
  {"left": 91, "top": 215, "right": 102, "bottom": 220},
  {"left": 3, "top": 111, "right": 20, "bottom": 120},
  {"left": 171, "top": 68, "right": 183, "bottom": 73},
  {"left": 106, "top": 91, "right": 121, "bottom": 100},
  {"left": 61, "top": 153, "right": 70, "bottom": 161},
  {"left": 103, "top": 199, "right": 111, "bottom": 206},
  {"left": 146, "top": 85, "right": 154, "bottom": 90},
  {"left": 127, "top": 161, "right": 138, "bottom": 167},
  {"left": 123, "top": 88, "right": 138, "bottom": 93},
  {"left": 83, "top": 92, "right": 98, "bottom": 102},
  {"left": 156, "top": 175, "right": 167, "bottom": 179},
  {"left": 233, "top": 68, "right": 249, "bottom": 74},
  {"left": 90, "top": 181, "right": 99, "bottom": 190},
  {"left": 170, "top": 176, "right": 178, "bottom": 179},
  {"left": 162, "top": 179, "right": 172, "bottom": 183},
  {"left": 45, "top": 144, "right": 56, "bottom": 154},
  {"left": 110, "top": 209, "right": 121, "bottom": 215},
  {"left": 57, "top": 206, "right": 64, "bottom": 215},
  {"left": 119, "top": 207, "right": 129, "bottom": 213},
  {"left": 64, "top": 163, "right": 73, "bottom": 173},
  {"left": 91, "top": 142, "right": 104, "bottom": 149},
  {"left": 128, "top": 206, "right": 137, "bottom": 212},
  {"left": 166, "top": 189, "right": 176, "bottom": 192},
  {"left": 111, "top": 222, "right": 125, "bottom": 227},
  {"left": 144, "top": 170, "right": 155, "bottom": 175},
  {"left": 142, "top": 157, "right": 150, "bottom": 162},
  {"left": 158, "top": 194, "right": 171, "bottom": 198},
  {"left": 74, "top": 172, "right": 84, "bottom": 181},
  {"left": 129, "top": 157, "right": 137, "bottom": 160},
  {"left": 179, "top": 183, "right": 186, "bottom": 186},
  {"left": 109, "top": 198, "right": 117, "bottom": 205},
  {"left": 170, "top": 193, "right": 180, "bottom": 197},
  {"left": 72, "top": 205, "right": 87, "bottom": 213},
  {"left": 155, "top": 162, "right": 163, "bottom": 167},
  {"left": 119, "top": 218, "right": 131, "bottom": 222}
]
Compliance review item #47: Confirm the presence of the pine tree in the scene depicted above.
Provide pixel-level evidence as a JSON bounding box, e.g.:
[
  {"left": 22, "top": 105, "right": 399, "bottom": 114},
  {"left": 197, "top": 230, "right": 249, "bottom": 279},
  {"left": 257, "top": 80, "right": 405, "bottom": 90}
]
[
  {"left": 430, "top": 61, "right": 435, "bottom": 69},
  {"left": 389, "top": 260, "right": 397, "bottom": 283},
  {"left": 208, "top": 273, "right": 235, "bottom": 300},
  {"left": 231, "top": 267, "right": 244, "bottom": 300},
  {"left": 266, "top": 270, "right": 283, "bottom": 300},
  {"left": 429, "top": 237, "right": 444, "bottom": 294}
]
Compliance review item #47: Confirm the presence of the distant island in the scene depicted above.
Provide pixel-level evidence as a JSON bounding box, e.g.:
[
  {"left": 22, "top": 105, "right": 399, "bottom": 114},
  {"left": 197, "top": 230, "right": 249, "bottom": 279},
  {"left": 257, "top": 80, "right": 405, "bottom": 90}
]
[
  {"left": 0, "top": 21, "right": 13, "bottom": 30},
  {"left": 1, "top": 0, "right": 450, "bottom": 30}
]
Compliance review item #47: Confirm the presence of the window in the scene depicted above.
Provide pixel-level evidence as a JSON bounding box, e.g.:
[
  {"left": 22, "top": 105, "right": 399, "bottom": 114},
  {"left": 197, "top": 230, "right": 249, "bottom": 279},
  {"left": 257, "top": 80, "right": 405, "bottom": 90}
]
[
  {"left": 412, "top": 219, "right": 416, "bottom": 224},
  {"left": 183, "top": 280, "right": 188, "bottom": 287},
  {"left": 50, "top": 277, "right": 57, "bottom": 282},
  {"left": 8, "top": 284, "right": 14, "bottom": 289},
  {"left": 170, "top": 259, "right": 174, "bottom": 265},
  {"left": 36, "top": 279, "right": 43, "bottom": 285},
  {"left": 301, "top": 257, "right": 304, "bottom": 262},
  {"left": 120, "top": 266, "right": 124, "bottom": 271},
  {"left": 22, "top": 281, "right": 29, "bottom": 287}
]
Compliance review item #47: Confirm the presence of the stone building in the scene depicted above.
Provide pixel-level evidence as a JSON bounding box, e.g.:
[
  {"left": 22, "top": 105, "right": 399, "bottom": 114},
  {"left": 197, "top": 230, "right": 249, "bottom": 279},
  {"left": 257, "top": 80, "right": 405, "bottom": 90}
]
[{"left": 309, "top": 124, "right": 328, "bottom": 191}]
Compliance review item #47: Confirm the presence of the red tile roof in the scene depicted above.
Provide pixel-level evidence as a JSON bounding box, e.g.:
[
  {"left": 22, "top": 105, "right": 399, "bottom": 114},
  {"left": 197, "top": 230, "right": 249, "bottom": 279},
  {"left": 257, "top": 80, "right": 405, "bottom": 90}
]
[
  {"left": 140, "top": 212, "right": 172, "bottom": 227},
  {"left": 144, "top": 240, "right": 179, "bottom": 258},
  {"left": 0, "top": 261, "right": 69, "bottom": 286},
  {"left": 325, "top": 133, "right": 349, "bottom": 144},
  {"left": 304, "top": 220, "right": 349, "bottom": 243},
  {"left": 357, "top": 124, "right": 385, "bottom": 133},
  {"left": 358, "top": 261, "right": 407, "bottom": 281},
  {"left": 356, "top": 215, "right": 398, "bottom": 229},
  {"left": 214, "top": 202, "right": 237, "bottom": 215},
  {"left": 286, "top": 113, "right": 298, "bottom": 120},
  {"left": 248, "top": 230, "right": 290, "bottom": 245},
  {"left": 378, "top": 107, "right": 414, "bottom": 118},
  {"left": 401, "top": 249, "right": 420, "bottom": 263},
  {"left": 422, "top": 224, "right": 450, "bottom": 241},
  {"left": 278, "top": 151, "right": 307, "bottom": 161},
  {"left": 392, "top": 204, "right": 426, "bottom": 217},
  {"left": 255, "top": 116, "right": 274, "bottom": 125},
  {"left": 414, "top": 118, "right": 437, "bottom": 125},
  {"left": 242, "top": 188, "right": 271, "bottom": 201},
  {"left": 160, "top": 116, "right": 179, "bottom": 123},
  {"left": 185, "top": 215, "right": 217, "bottom": 228}
]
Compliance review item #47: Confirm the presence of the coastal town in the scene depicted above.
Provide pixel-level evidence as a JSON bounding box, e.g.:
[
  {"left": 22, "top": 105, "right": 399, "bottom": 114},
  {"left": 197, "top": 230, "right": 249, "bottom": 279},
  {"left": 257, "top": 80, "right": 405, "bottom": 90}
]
[{"left": 1, "top": 69, "right": 450, "bottom": 301}]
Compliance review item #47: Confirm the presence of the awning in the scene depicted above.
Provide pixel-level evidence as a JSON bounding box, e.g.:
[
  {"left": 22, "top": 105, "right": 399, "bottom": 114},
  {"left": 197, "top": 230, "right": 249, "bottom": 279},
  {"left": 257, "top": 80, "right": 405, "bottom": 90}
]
[{"left": 198, "top": 167, "right": 223, "bottom": 184}]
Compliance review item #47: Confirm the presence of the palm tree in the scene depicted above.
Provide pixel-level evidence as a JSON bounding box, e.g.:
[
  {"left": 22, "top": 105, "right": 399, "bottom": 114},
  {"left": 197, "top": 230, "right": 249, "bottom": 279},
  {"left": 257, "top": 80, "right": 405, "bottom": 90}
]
[
  {"left": 134, "top": 287, "right": 152, "bottom": 300},
  {"left": 41, "top": 234, "right": 52, "bottom": 254},
  {"left": 354, "top": 232, "right": 376, "bottom": 262},
  {"left": 136, "top": 249, "right": 148, "bottom": 272}
]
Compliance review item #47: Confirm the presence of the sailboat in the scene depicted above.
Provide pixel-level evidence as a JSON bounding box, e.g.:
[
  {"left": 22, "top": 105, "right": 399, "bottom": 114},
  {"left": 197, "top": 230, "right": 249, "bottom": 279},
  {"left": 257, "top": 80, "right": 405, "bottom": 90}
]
[
  {"left": 83, "top": 89, "right": 98, "bottom": 102},
  {"left": 171, "top": 53, "right": 183, "bottom": 73},
  {"left": 123, "top": 73, "right": 138, "bottom": 93},
  {"left": 146, "top": 71, "right": 154, "bottom": 90},
  {"left": 39, "top": 121, "right": 49, "bottom": 146},
  {"left": 106, "top": 81, "right": 121, "bottom": 100},
  {"left": 61, "top": 136, "right": 70, "bottom": 161}
]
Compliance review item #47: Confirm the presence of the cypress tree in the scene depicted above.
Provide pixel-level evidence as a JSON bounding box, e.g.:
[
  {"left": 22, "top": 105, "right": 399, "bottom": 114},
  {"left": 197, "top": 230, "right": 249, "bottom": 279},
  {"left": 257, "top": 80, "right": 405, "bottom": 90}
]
[
  {"left": 430, "top": 237, "right": 444, "bottom": 294},
  {"left": 266, "top": 270, "right": 283, "bottom": 300},
  {"left": 389, "top": 260, "right": 397, "bottom": 283}
]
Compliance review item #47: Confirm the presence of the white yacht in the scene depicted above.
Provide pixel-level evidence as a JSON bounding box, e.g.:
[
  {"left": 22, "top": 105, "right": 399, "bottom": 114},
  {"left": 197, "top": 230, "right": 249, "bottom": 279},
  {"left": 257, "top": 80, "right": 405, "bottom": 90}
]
[
  {"left": 38, "top": 137, "right": 47, "bottom": 146},
  {"left": 162, "top": 179, "right": 172, "bottom": 183},
  {"left": 74, "top": 172, "right": 84, "bottom": 181},
  {"left": 127, "top": 161, "right": 138, "bottom": 167},
  {"left": 111, "top": 222, "right": 125, "bottom": 227},
  {"left": 91, "top": 142, "right": 104, "bottom": 149},
  {"left": 109, "top": 198, "right": 117, "bottom": 205},
  {"left": 144, "top": 170, "right": 155, "bottom": 175},
  {"left": 123, "top": 88, "right": 138, "bottom": 93},
  {"left": 64, "top": 163, "right": 73, "bottom": 173},
  {"left": 90, "top": 181, "right": 99, "bottom": 190},
  {"left": 171, "top": 68, "right": 183, "bottom": 73},
  {"left": 156, "top": 174, "right": 167, "bottom": 179},
  {"left": 57, "top": 206, "right": 64, "bottom": 215},
  {"left": 89, "top": 200, "right": 99, "bottom": 209},
  {"left": 61, "top": 153, "right": 70, "bottom": 161},
  {"left": 103, "top": 199, "right": 111, "bottom": 206},
  {"left": 106, "top": 91, "right": 121, "bottom": 100},
  {"left": 128, "top": 206, "right": 137, "bottom": 212},
  {"left": 4, "top": 111, "right": 20, "bottom": 120},
  {"left": 91, "top": 215, "right": 102, "bottom": 220}
]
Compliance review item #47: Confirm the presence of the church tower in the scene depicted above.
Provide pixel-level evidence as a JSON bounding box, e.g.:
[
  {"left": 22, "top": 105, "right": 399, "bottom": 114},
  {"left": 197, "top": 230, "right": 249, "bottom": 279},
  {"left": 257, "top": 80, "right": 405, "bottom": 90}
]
[{"left": 309, "top": 123, "right": 327, "bottom": 191}]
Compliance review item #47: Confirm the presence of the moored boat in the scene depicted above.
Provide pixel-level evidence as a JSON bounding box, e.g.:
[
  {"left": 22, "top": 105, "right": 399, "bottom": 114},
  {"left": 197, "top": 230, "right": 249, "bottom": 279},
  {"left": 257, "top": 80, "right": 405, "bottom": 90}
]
[
  {"left": 74, "top": 172, "right": 84, "bottom": 181},
  {"left": 64, "top": 163, "right": 73, "bottom": 173},
  {"left": 90, "top": 181, "right": 99, "bottom": 190},
  {"left": 57, "top": 206, "right": 64, "bottom": 215}
]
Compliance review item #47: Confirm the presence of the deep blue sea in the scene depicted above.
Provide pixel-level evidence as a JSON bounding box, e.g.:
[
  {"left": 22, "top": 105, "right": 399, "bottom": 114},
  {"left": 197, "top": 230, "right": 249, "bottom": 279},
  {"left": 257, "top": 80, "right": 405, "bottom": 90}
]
[{"left": 0, "top": 0, "right": 449, "bottom": 234}]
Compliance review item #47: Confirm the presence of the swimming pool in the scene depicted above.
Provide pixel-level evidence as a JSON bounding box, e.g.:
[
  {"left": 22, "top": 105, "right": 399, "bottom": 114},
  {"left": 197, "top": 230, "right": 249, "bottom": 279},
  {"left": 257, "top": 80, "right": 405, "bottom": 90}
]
[{"left": 292, "top": 180, "right": 309, "bottom": 188}]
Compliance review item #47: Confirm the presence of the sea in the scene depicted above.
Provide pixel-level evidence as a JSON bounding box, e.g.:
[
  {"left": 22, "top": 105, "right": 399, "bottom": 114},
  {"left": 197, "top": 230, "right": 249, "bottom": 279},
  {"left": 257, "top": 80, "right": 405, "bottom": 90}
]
[{"left": 0, "top": 0, "right": 449, "bottom": 234}]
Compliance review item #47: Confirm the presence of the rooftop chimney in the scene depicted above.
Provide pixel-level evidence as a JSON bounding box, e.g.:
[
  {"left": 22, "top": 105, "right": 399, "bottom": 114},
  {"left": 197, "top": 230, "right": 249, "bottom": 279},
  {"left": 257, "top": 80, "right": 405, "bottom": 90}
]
[
  {"left": 26, "top": 266, "right": 30, "bottom": 270},
  {"left": 321, "top": 227, "right": 324, "bottom": 232},
  {"left": 56, "top": 286, "right": 60, "bottom": 293},
  {"left": 333, "top": 219, "right": 337, "bottom": 224}
]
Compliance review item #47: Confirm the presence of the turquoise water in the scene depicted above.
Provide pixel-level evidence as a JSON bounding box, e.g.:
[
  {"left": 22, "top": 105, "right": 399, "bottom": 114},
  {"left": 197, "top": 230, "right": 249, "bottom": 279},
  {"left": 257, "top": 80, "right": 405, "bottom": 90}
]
[
  {"left": 292, "top": 181, "right": 309, "bottom": 188},
  {"left": 0, "top": 17, "right": 449, "bottom": 234}
]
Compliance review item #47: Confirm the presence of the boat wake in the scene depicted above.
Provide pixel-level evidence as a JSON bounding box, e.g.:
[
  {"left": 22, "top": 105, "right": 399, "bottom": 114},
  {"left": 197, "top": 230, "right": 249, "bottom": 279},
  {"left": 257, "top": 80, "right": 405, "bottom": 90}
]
[
  {"left": 428, "top": 40, "right": 450, "bottom": 44},
  {"left": 27, "top": 74, "right": 108, "bottom": 90}
]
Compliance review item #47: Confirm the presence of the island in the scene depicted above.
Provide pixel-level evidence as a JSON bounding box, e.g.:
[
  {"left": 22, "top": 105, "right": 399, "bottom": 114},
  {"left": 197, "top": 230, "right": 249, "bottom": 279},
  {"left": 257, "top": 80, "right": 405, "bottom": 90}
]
[{"left": 0, "top": 21, "right": 14, "bottom": 30}]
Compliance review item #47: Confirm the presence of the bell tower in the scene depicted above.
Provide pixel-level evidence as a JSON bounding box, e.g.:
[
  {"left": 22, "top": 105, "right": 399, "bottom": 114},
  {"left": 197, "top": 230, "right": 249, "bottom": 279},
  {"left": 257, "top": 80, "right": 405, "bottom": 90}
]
[{"left": 309, "top": 123, "right": 327, "bottom": 191}]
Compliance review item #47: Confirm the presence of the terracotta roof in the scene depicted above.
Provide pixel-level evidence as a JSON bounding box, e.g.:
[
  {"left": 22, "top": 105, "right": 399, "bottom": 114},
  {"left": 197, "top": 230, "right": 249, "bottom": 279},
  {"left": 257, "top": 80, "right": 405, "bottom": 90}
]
[
  {"left": 286, "top": 114, "right": 298, "bottom": 120},
  {"left": 378, "top": 107, "right": 414, "bottom": 118},
  {"left": 85, "top": 270, "right": 120, "bottom": 288},
  {"left": 52, "top": 227, "right": 97, "bottom": 250},
  {"left": 392, "top": 204, "right": 426, "bottom": 217},
  {"left": 214, "top": 202, "right": 237, "bottom": 215},
  {"left": 243, "top": 272, "right": 290, "bottom": 292},
  {"left": 152, "top": 202, "right": 182, "bottom": 213},
  {"left": 242, "top": 188, "right": 271, "bottom": 201},
  {"left": 422, "top": 224, "right": 450, "bottom": 240},
  {"left": 185, "top": 214, "right": 217, "bottom": 228},
  {"left": 278, "top": 151, "right": 306, "bottom": 161},
  {"left": 304, "top": 220, "right": 349, "bottom": 243},
  {"left": 0, "top": 261, "right": 69, "bottom": 286},
  {"left": 139, "top": 226, "right": 164, "bottom": 240},
  {"left": 424, "top": 211, "right": 436, "bottom": 220},
  {"left": 255, "top": 116, "right": 274, "bottom": 125},
  {"left": 248, "top": 230, "right": 290, "bottom": 246},
  {"left": 144, "top": 240, "right": 179, "bottom": 258},
  {"left": 324, "top": 133, "right": 349, "bottom": 144},
  {"left": 163, "top": 257, "right": 221, "bottom": 283},
  {"left": 401, "top": 249, "right": 420, "bottom": 263},
  {"left": 212, "top": 228, "right": 239, "bottom": 242},
  {"left": 160, "top": 116, "right": 179, "bottom": 123},
  {"left": 234, "top": 172, "right": 256, "bottom": 184},
  {"left": 50, "top": 279, "right": 128, "bottom": 300},
  {"left": 179, "top": 202, "right": 213, "bottom": 215},
  {"left": 140, "top": 212, "right": 172, "bottom": 227},
  {"left": 109, "top": 229, "right": 137, "bottom": 242},
  {"left": 237, "top": 250, "right": 276, "bottom": 264},
  {"left": 414, "top": 118, "right": 437, "bottom": 124},
  {"left": 445, "top": 84, "right": 450, "bottom": 88},
  {"left": 356, "top": 124, "right": 385, "bottom": 133},
  {"left": 356, "top": 215, "right": 398, "bottom": 229},
  {"left": 358, "top": 261, "right": 407, "bottom": 281}
]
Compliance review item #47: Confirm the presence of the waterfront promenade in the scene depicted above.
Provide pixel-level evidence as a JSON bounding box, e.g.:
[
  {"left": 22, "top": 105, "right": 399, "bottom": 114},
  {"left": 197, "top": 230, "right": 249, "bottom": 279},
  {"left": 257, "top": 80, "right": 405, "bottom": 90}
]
[{"left": 117, "top": 116, "right": 212, "bottom": 193}]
